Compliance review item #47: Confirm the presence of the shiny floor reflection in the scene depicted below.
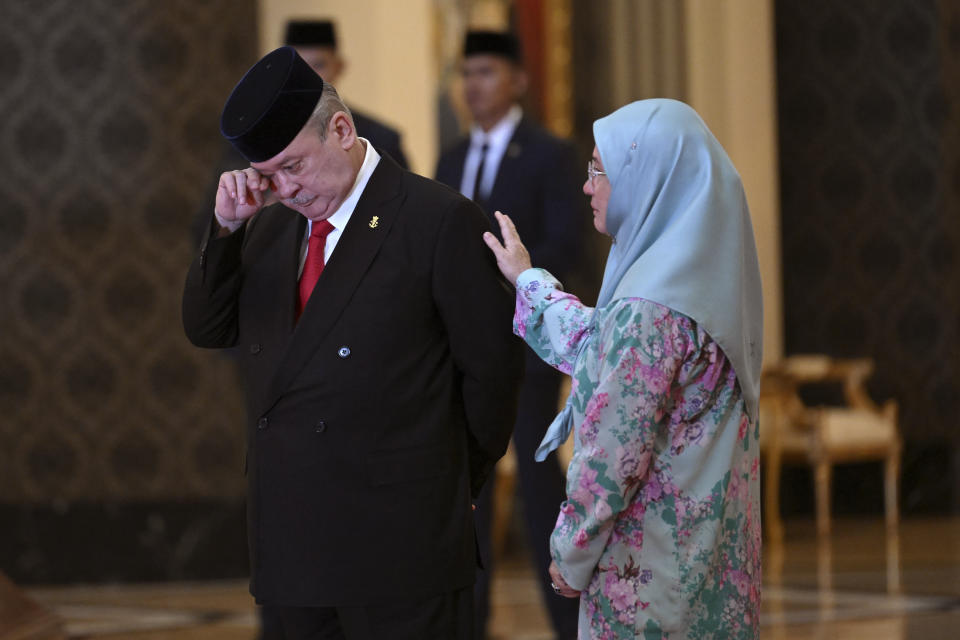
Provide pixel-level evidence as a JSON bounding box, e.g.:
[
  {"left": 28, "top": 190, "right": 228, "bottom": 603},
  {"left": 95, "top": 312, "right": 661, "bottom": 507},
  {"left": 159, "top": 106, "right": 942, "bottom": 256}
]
[{"left": 24, "top": 517, "right": 960, "bottom": 639}]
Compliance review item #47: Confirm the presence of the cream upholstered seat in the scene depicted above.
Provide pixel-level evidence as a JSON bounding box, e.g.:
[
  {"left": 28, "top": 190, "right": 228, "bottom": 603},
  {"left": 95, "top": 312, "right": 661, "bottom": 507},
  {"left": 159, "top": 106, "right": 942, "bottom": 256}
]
[{"left": 760, "top": 355, "right": 901, "bottom": 540}]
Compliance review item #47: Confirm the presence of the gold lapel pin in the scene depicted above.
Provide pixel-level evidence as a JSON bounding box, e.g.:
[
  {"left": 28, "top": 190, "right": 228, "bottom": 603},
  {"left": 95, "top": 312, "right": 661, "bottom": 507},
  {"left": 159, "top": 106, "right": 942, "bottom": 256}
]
[{"left": 369, "top": 216, "right": 379, "bottom": 228}]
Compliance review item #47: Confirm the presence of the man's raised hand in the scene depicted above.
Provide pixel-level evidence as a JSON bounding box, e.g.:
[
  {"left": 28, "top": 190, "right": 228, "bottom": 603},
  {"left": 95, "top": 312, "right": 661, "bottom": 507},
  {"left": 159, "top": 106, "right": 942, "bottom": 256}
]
[{"left": 214, "top": 167, "right": 274, "bottom": 232}]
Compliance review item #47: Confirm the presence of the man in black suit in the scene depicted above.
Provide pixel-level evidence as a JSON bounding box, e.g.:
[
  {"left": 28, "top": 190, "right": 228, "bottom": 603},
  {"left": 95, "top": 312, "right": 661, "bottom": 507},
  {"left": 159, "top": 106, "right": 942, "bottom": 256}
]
[
  {"left": 435, "top": 31, "right": 583, "bottom": 640},
  {"left": 183, "top": 46, "right": 522, "bottom": 639}
]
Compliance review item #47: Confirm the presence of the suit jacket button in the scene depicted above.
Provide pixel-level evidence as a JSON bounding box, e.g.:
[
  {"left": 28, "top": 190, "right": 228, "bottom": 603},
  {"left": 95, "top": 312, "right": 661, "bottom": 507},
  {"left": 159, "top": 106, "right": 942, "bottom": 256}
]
[
  {"left": 338, "top": 346, "right": 351, "bottom": 358},
  {"left": 315, "top": 420, "right": 327, "bottom": 433},
  {"left": 257, "top": 417, "right": 268, "bottom": 430},
  {"left": 250, "top": 343, "right": 262, "bottom": 354}
]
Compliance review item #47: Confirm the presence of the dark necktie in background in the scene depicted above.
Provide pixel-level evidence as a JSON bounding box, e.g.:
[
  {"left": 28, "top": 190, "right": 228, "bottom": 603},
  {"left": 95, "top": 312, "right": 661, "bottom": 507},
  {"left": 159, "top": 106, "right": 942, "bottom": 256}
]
[
  {"left": 472, "top": 141, "right": 489, "bottom": 209},
  {"left": 297, "top": 219, "right": 336, "bottom": 319}
]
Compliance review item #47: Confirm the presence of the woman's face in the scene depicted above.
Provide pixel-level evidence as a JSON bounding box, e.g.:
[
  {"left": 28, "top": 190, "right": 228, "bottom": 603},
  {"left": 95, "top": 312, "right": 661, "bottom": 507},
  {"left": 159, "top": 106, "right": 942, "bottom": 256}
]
[{"left": 583, "top": 146, "right": 611, "bottom": 235}]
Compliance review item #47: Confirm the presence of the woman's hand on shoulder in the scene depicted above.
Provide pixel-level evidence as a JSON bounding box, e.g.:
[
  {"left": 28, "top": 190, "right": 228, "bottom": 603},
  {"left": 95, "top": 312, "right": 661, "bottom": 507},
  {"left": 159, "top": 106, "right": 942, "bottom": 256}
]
[{"left": 483, "top": 211, "right": 533, "bottom": 287}]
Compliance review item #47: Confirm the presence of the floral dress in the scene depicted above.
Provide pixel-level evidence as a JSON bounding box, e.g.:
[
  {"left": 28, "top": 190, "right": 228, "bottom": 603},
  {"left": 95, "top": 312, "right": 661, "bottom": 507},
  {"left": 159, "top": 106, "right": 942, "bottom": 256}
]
[{"left": 515, "top": 269, "right": 761, "bottom": 639}]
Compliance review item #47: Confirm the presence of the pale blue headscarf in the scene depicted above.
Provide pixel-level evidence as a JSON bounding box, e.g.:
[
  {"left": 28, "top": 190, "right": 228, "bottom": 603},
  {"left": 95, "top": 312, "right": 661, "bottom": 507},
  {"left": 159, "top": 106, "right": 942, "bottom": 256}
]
[{"left": 535, "top": 99, "right": 763, "bottom": 462}]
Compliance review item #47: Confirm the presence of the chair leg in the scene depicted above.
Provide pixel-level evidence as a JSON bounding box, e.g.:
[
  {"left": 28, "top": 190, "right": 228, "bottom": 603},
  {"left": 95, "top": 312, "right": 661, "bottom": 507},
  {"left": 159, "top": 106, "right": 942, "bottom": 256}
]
[
  {"left": 814, "top": 460, "right": 832, "bottom": 537},
  {"left": 764, "top": 448, "right": 784, "bottom": 543},
  {"left": 492, "top": 453, "right": 517, "bottom": 560},
  {"left": 884, "top": 451, "right": 900, "bottom": 531}
]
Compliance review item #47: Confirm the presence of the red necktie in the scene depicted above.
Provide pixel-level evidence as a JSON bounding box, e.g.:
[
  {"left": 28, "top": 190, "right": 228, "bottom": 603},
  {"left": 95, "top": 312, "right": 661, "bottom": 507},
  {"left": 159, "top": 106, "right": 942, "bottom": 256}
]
[{"left": 297, "top": 219, "right": 336, "bottom": 318}]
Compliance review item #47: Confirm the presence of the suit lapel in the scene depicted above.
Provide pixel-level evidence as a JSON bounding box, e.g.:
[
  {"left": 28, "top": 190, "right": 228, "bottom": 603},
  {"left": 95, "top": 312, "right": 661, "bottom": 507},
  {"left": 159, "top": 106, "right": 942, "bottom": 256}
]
[
  {"left": 486, "top": 119, "right": 529, "bottom": 216},
  {"left": 261, "top": 156, "right": 404, "bottom": 414},
  {"left": 280, "top": 212, "right": 307, "bottom": 333},
  {"left": 242, "top": 205, "right": 304, "bottom": 337}
]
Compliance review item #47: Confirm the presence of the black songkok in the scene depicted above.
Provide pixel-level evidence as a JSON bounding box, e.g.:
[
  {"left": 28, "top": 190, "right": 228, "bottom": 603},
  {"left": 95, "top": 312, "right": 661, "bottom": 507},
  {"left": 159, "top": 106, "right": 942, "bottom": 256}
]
[
  {"left": 463, "top": 30, "right": 521, "bottom": 63},
  {"left": 220, "top": 46, "right": 325, "bottom": 162},
  {"left": 285, "top": 20, "right": 337, "bottom": 48}
]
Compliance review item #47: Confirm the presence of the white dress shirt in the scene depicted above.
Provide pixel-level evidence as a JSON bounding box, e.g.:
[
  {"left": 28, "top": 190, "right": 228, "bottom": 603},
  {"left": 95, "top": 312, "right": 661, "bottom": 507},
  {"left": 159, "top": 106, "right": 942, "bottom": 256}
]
[
  {"left": 298, "top": 138, "right": 381, "bottom": 277},
  {"left": 459, "top": 105, "right": 523, "bottom": 200}
]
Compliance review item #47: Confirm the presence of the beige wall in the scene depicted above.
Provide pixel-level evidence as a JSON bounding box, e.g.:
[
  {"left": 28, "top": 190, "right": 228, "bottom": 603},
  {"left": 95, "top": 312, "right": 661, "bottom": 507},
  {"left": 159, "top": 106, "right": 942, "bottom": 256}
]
[
  {"left": 685, "top": 0, "right": 784, "bottom": 364},
  {"left": 258, "top": 0, "right": 437, "bottom": 175}
]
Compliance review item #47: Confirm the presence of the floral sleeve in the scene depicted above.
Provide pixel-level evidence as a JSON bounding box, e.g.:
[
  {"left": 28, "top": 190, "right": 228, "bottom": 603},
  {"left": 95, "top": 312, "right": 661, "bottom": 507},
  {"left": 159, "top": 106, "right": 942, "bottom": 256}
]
[
  {"left": 514, "top": 268, "right": 594, "bottom": 374},
  {"left": 550, "top": 299, "right": 688, "bottom": 590}
]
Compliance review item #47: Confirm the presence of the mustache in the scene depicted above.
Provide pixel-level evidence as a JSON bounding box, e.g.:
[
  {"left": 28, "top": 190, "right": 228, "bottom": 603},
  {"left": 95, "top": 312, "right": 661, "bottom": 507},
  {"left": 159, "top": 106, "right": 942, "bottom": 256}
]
[{"left": 286, "top": 194, "right": 315, "bottom": 205}]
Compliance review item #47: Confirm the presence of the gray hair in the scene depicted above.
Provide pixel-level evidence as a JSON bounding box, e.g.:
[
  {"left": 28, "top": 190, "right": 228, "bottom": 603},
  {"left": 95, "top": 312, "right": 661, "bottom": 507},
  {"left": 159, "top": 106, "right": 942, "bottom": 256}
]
[{"left": 306, "top": 83, "right": 353, "bottom": 140}]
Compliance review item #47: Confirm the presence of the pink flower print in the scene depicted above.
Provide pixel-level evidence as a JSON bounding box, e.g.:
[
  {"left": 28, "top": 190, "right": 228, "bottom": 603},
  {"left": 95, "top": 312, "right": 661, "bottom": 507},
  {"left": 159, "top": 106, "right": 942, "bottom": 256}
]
[
  {"left": 738, "top": 414, "right": 749, "bottom": 441},
  {"left": 614, "top": 445, "right": 641, "bottom": 482},
  {"left": 725, "top": 471, "right": 745, "bottom": 503},
  {"left": 561, "top": 501, "right": 576, "bottom": 516},
  {"left": 583, "top": 392, "right": 609, "bottom": 430},
  {"left": 622, "top": 347, "right": 647, "bottom": 384},
  {"left": 571, "top": 467, "right": 604, "bottom": 511},
  {"left": 594, "top": 497, "right": 613, "bottom": 523},
  {"left": 671, "top": 421, "right": 704, "bottom": 454},
  {"left": 643, "top": 475, "right": 663, "bottom": 502},
  {"left": 606, "top": 577, "right": 635, "bottom": 613},
  {"left": 674, "top": 496, "right": 688, "bottom": 521},
  {"left": 570, "top": 484, "right": 595, "bottom": 511},
  {"left": 670, "top": 324, "right": 687, "bottom": 354},
  {"left": 661, "top": 479, "right": 678, "bottom": 496},
  {"left": 702, "top": 357, "right": 724, "bottom": 392},
  {"left": 649, "top": 340, "right": 664, "bottom": 361},
  {"left": 580, "top": 467, "right": 604, "bottom": 495},
  {"left": 513, "top": 302, "right": 531, "bottom": 338},
  {"left": 725, "top": 569, "right": 750, "bottom": 597},
  {"left": 573, "top": 529, "right": 589, "bottom": 548},
  {"left": 562, "top": 297, "right": 580, "bottom": 311},
  {"left": 586, "top": 596, "right": 599, "bottom": 618},
  {"left": 580, "top": 419, "right": 599, "bottom": 443},
  {"left": 639, "top": 362, "right": 672, "bottom": 396},
  {"left": 602, "top": 564, "right": 618, "bottom": 589}
]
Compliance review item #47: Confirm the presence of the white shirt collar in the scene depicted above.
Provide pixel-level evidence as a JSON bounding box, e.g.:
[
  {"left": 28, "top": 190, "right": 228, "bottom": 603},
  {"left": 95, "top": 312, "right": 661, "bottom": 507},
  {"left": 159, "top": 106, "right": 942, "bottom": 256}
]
[
  {"left": 300, "top": 139, "right": 381, "bottom": 274},
  {"left": 323, "top": 137, "right": 381, "bottom": 232},
  {"left": 460, "top": 106, "right": 523, "bottom": 199},
  {"left": 470, "top": 104, "right": 522, "bottom": 149}
]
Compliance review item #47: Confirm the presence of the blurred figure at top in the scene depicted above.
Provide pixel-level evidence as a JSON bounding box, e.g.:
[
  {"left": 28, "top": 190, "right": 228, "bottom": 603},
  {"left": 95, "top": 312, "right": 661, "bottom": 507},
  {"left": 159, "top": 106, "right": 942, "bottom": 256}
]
[{"left": 284, "top": 19, "right": 408, "bottom": 169}]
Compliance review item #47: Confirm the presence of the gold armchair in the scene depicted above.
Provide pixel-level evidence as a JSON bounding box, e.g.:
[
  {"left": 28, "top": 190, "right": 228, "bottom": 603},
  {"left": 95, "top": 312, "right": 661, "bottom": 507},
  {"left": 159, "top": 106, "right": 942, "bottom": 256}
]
[{"left": 760, "top": 355, "right": 901, "bottom": 541}]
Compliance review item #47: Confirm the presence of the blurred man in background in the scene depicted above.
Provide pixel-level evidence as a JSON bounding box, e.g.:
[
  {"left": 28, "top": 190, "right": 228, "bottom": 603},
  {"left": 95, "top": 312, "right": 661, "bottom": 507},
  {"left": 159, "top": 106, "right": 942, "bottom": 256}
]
[
  {"left": 435, "top": 29, "right": 583, "bottom": 640},
  {"left": 284, "top": 20, "right": 408, "bottom": 169}
]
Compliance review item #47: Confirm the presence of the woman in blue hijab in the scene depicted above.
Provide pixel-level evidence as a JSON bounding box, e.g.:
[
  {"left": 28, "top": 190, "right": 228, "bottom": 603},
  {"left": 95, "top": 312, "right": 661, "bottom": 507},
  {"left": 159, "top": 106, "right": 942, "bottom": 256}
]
[{"left": 484, "top": 99, "right": 763, "bottom": 639}]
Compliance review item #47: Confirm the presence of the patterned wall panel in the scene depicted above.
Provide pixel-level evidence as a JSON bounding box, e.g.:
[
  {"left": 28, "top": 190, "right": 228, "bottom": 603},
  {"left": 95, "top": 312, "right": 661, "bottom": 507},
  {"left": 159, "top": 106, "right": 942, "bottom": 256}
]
[
  {"left": 776, "top": 0, "right": 960, "bottom": 511},
  {"left": 0, "top": 0, "right": 258, "bottom": 503}
]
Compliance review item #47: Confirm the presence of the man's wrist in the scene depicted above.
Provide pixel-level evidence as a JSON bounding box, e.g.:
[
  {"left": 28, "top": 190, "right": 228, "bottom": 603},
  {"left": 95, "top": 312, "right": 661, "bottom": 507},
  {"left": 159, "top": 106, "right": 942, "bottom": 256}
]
[{"left": 214, "top": 213, "right": 245, "bottom": 236}]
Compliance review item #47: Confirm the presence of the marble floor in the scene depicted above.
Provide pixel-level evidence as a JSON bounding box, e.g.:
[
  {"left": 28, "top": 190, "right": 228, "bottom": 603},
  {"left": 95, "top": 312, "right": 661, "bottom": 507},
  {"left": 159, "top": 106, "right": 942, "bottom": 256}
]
[{"left": 22, "top": 516, "right": 960, "bottom": 639}]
